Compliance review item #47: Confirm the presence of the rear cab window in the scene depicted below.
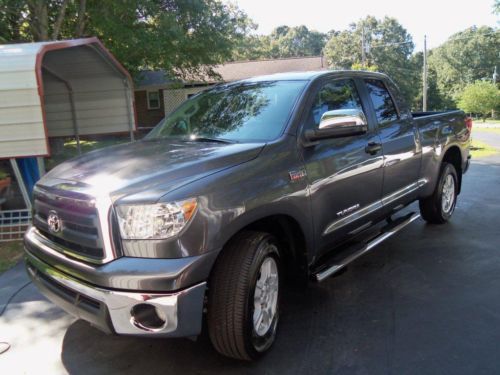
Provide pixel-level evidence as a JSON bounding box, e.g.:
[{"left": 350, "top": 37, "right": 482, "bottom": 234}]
[{"left": 364, "top": 79, "right": 399, "bottom": 125}]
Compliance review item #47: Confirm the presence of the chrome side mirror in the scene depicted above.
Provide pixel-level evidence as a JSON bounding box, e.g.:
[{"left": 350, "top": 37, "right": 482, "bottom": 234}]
[
  {"left": 319, "top": 109, "right": 368, "bottom": 129},
  {"left": 304, "top": 109, "right": 368, "bottom": 145}
]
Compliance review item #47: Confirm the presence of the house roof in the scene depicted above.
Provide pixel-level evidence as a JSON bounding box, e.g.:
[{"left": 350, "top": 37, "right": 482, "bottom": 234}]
[
  {"left": 135, "top": 56, "right": 328, "bottom": 89},
  {"left": 135, "top": 70, "right": 174, "bottom": 89},
  {"left": 214, "top": 56, "right": 328, "bottom": 82}
]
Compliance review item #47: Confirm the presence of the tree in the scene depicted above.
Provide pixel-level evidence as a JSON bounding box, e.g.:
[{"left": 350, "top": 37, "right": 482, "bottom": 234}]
[
  {"left": 323, "top": 16, "right": 419, "bottom": 105},
  {"left": 0, "top": 0, "right": 30, "bottom": 42},
  {"left": 233, "top": 25, "right": 327, "bottom": 60},
  {"left": 458, "top": 81, "right": 500, "bottom": 120},
  {"left": 0, "top": 0, "right": 253, "bottom": 79},
  {"left": 268, "top": 25, "right": 326, "bottom": 58},
  {"left": 428, "top": 26, "right": 500, "bottom": 103}
]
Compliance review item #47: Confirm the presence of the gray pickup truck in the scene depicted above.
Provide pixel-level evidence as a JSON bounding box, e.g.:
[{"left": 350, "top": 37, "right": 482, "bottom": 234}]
[{"left": 25, "top": 71, "right": 471, "bottom": 360}]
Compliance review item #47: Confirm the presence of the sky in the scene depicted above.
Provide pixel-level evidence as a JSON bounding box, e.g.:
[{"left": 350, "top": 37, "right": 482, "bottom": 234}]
[{"left": 230, "top": 0, "right": 499, "bottom": 51}]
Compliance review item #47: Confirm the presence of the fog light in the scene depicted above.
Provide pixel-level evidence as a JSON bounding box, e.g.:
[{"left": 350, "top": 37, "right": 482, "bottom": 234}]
[{"left": 130, "top": 303, "right": 167, "bottom": 331}]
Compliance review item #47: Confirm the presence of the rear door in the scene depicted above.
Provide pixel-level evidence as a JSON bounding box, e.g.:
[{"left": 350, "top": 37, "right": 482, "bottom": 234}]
[
  {"left": 300, "top": 78, "right": 385, "bottom": 255},
  {"left": 362, "top": 78, "right": 421, "bottom": 211}
]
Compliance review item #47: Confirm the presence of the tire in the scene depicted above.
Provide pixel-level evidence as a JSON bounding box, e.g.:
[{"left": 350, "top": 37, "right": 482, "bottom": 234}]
[
  {"left": 207, "top": 231, "right": 281, "bottom": 361},
  {"left": 419, "top": 162, "right": 458, "bottom": 224}
]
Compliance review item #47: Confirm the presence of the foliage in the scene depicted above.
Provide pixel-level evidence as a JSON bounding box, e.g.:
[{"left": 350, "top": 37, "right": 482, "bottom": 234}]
[
  {"left": 0, "top": 0, "right": 254, "bottom": 79},
  {"left": 428, "top": 26, "right": 500, "bottom": 103},
  {"left": 351, "top": 62, "right": 378, "bottom": 71},
  {"left": 232, "top": 25, "right": 327, "bottom": 60},
  {"left": 268, "top": 25, "right": 327, "bottom": 58},
  {"left": 458, "top": 81, "right": 500, "bottom": 119},
  {"left": 323, "top": 16, "right": 419, "bottom": 105},
  {"left": 0, "top": 169, "right": 9, "bottom": 179}
]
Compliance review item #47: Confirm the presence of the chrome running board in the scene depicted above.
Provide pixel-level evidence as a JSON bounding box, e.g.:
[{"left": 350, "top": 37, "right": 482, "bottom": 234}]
[{"left": 314, "top": 212, "right": 420, "bottom": 282}]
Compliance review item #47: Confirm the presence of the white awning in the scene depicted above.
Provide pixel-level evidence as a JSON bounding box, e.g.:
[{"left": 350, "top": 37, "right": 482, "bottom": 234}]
[{"left": 0, "top": 38, "right": 136, "bottom": 159}]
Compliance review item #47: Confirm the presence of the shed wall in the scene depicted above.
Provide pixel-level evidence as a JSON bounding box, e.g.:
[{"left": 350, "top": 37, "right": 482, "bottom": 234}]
[{"left": 0, "top": 48, "right": 47, "bottom": 158}]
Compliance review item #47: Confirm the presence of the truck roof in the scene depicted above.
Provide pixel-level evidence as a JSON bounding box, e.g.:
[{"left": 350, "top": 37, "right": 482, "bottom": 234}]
[{"left": 242, "top": 70, "right": 390, "bottom": 82}]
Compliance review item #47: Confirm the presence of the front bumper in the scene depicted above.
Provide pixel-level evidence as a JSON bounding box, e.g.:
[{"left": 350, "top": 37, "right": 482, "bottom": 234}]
[
  {"left": 24, "top": 226, "right": 209, "bottom": 337},
  {"left": 26, "top": 251, "right": 206, "bottom": 337}
]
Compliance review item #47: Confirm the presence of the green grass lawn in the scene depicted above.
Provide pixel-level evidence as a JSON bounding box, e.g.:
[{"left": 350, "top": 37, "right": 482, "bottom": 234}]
[
  {"left": 470, "top": 140, "right": 500, "bottom": 158},
  {"left": 0, "top": 241, "right": 24, "bottom": 274}
]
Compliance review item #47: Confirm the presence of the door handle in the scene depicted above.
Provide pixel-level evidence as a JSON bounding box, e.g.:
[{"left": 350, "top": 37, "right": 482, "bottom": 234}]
[{"left": 365, "top": 142, "right": 382, "bottom": 155}]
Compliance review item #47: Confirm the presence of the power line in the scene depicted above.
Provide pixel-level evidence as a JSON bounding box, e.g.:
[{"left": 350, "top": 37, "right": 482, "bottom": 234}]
[{"left": 370, "top": 40, "right": 414, "bottom": 48}]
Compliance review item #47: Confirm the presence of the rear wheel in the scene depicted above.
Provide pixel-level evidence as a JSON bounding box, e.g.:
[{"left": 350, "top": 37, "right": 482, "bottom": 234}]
[
  {"left": 419, "top": 162, "right": 458, "bottom": 224},
  {"left": 207, "top": 231, "right": 281, "bottom": 360}
]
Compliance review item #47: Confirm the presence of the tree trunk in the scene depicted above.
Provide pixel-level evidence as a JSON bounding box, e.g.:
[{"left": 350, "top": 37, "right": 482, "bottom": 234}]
[
  {"left": 52, "top": 0, "right": 70, "bottom": 40},
  {"left": 75, "top": 0, "right": 87, "bottom": 38},
  {"left": 28, "top": 0, "right": 49, "bottom": 41}
]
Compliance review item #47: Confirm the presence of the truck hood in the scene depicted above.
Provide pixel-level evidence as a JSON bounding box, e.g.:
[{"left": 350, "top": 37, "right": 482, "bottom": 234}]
[{"left": 42, "top": 139, "right": 265, "bottom": 202}]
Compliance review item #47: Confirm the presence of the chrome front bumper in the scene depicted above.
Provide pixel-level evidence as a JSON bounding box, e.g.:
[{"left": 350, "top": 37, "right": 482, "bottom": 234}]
[{"left": 25, "top": 249, "right": 206, "bottom": 337}]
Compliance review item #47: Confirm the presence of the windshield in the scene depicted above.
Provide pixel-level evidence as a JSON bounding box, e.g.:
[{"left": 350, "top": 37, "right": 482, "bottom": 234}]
[{"left": 146, "top": 80, "right": 307, "bottom": 142}]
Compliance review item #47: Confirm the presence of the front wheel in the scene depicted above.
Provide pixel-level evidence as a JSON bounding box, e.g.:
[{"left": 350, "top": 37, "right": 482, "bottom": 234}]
[
  {"left": 419, "top": 162, "right": 458, "bottom": 224},
  {"left": 207, "top": 231, "right": 281, "bottom": 360}
]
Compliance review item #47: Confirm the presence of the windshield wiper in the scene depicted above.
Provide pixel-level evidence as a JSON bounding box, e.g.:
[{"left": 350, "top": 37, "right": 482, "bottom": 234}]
[{"left": 187, "top": 136, "right": 235, "bottom": 144}]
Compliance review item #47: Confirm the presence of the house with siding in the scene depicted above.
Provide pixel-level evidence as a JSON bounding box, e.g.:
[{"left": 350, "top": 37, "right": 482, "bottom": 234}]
[{"left": 134, "top": 56, "right": 328, "bottom": 130}]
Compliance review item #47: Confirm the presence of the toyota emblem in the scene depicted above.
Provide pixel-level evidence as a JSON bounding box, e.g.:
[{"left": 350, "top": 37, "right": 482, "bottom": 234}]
[{"left": 47, "top": 210, "right": 62, "bottom": 233}]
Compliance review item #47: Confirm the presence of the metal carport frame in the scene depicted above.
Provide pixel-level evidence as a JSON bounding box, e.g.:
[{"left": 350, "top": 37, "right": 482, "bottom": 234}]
[{"left": 0, "top": 37, "right": 137, "bottom": 210}]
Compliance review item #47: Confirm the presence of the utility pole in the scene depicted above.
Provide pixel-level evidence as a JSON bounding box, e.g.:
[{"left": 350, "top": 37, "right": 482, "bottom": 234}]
[
  {"left": 361, "top": 27, "right": 366, "bottom": 68},
  {"left": 422, "top": 35, "right": 428, "bottom": 112}
]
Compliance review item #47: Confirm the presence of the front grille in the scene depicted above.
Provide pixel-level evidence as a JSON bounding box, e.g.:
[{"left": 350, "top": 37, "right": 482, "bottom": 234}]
[
  {"left": 33, "top": 186, "right": 105, "bottom": 261},
  {"left": 30, "top": 262, "right": 102, "bottom": 312}
]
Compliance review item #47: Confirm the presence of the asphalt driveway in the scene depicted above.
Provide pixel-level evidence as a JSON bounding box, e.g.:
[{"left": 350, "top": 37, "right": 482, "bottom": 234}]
[{"left": 1, "top": 156, "right": 500, "bottom": 375}]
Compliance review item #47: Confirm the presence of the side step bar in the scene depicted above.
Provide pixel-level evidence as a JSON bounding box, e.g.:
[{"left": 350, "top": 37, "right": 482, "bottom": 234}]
[{"left": 314, "top": 212, "right": 420, "bottom": 282}]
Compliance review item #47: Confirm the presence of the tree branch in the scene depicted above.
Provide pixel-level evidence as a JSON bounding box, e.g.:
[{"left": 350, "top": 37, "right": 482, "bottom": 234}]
[
  {"left": 75, "top": 0, "right": 87, "bottom": 38},
  {"left": 52, "top": 0, "right": 70, "bottom": 40},
  {"left": 28, "top": 0, "right": 49, "bottom": 41}
]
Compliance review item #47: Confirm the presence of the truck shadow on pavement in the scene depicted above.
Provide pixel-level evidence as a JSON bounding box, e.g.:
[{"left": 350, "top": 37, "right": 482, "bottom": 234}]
[{"left": 60, "top": 284, "right": 343, "bottom": 375}]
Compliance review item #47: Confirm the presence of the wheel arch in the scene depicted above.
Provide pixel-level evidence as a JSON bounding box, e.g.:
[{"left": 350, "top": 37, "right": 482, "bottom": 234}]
[
  {"left": 212, "top": 213, "right": 311, "bottom": 283},
  {"left": 442, "top": 145, "right": 463, "bottom": 194}
]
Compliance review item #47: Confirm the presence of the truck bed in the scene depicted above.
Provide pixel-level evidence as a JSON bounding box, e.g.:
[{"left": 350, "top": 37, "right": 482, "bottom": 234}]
[{"left": 411, "top": 110, "right": 462, "bottom": 119}]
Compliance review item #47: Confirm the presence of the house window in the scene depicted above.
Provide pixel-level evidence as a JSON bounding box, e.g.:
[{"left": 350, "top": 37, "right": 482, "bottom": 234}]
[{"left": 147, "top": 90, "right": 160, "bottom": 110}]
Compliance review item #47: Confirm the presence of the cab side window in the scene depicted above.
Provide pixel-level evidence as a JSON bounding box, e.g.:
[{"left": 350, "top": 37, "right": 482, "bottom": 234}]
[
  {"left": 306, "top": 80, "right": 364, "bottom": 130},
  {"left": 365, "top": 79, "right": 398, "bottom": 124}
]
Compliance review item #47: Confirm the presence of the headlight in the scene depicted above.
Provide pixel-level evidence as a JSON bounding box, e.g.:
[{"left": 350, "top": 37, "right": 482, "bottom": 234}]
[{"left": 115, "top": 198, "right": 197, "bottom": 240}]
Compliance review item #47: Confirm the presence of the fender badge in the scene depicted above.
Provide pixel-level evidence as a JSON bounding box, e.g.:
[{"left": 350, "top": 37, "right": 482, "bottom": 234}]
[
  {"left": 289, "top": 169, "right": 307, "bottom": 182},
  {"left": 336, "top": 203, "right": 360, "bottom": 217}
]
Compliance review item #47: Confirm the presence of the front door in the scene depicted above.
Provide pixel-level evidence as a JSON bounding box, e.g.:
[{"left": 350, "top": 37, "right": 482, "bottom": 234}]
[{"left": 300, "top": 78, "right": 385, "bottom": 255}]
